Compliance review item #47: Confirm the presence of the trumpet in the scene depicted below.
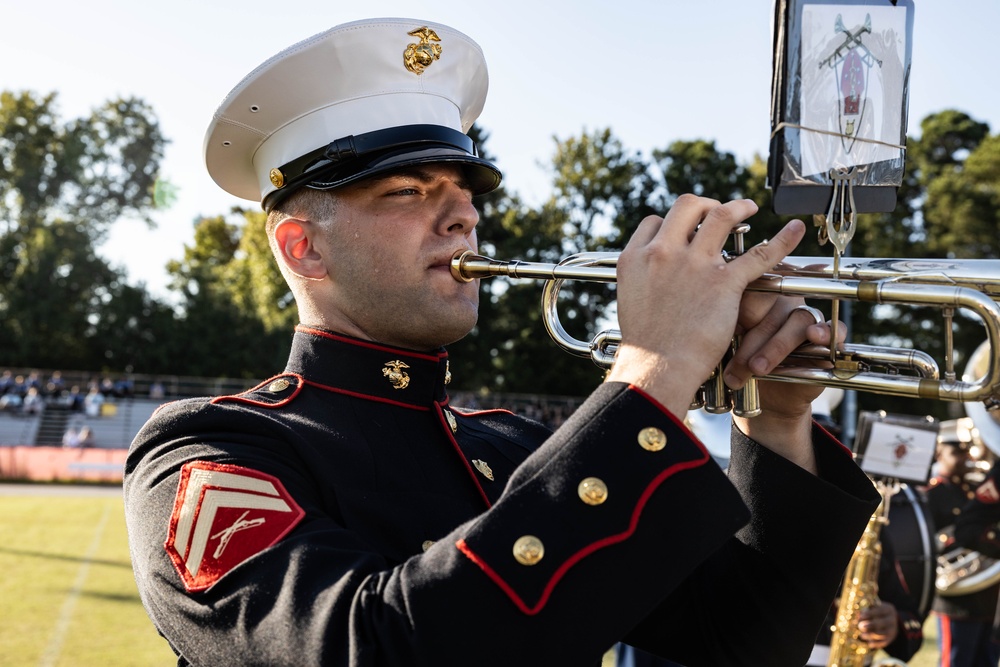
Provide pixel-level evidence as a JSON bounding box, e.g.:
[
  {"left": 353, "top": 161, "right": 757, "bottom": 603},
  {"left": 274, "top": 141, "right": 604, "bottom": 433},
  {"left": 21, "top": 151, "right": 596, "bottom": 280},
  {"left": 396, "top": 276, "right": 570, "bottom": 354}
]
[{"left": 451, "top": 245, "right": 1000, "bottom": 416}]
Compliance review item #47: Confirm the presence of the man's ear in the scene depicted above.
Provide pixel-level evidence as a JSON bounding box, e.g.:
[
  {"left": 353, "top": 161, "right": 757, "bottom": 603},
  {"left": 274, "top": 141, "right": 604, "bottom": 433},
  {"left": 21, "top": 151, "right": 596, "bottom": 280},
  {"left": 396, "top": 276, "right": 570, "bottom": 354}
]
[{"left": 274, "top": 218, "right": 327, "bottom": 280}]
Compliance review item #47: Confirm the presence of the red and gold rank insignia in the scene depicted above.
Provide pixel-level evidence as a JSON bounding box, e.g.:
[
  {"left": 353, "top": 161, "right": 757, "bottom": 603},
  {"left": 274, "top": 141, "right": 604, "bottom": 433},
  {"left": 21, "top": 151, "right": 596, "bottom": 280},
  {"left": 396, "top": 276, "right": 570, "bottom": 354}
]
[
  {"left": 164, "top": 461, "right": 305, "bottom": 592},
  {"left": 976, "top": 478, "right": 1000, "bottom": 504}
]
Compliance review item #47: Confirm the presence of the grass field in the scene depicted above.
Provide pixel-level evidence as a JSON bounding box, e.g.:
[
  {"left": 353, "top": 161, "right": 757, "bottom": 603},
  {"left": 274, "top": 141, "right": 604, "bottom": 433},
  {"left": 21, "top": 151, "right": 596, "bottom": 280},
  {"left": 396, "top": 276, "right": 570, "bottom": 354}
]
[
  {"left": 0, "top": 486, "right": 943, "bottom": 666},
  {"left": 0, "top": 489, "right": 176, "bottom": 666}
]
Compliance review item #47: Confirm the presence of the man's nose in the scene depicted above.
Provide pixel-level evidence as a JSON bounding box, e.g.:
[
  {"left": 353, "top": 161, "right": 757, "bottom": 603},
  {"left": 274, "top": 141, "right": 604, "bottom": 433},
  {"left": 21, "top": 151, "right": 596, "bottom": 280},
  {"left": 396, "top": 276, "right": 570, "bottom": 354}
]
[{"left": 439, "top": 182, "right": 479, "bottom": 235}]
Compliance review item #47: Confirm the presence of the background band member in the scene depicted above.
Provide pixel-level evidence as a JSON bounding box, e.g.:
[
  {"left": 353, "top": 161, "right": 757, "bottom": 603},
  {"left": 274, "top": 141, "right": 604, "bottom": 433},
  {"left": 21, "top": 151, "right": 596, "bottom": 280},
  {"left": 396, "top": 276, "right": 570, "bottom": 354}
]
[{"left": 936, "top": 419, "right": 1000, "bottom": 666}]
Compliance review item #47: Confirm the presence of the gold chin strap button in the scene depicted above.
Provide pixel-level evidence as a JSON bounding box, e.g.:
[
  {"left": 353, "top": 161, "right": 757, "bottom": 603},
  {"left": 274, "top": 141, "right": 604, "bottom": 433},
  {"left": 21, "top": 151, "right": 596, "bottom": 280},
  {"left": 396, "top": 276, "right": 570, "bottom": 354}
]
[
  {"left": 638, "top": 427, "right": 667, "bottom": 451},
  {"left": 269, "top": 167, "right": 285, "bottom": 188},
  {"left": 578, "top": 477, "right": 608, "bottom": 506},
  {"left": 421, "top": 540, "right": 435, "bottom": 552},
  {"left": 513, "top": 535, "right": 544, "bottom": 566}
]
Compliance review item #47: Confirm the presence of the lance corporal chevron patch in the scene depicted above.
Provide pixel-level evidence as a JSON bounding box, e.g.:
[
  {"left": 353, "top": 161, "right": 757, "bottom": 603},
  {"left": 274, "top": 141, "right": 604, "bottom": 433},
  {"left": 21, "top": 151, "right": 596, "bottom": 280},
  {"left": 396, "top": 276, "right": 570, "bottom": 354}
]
[
  {"left": 165, "top": 461, "right": 305, "bottom": 592},
  {"left": 976, "top": 477, "right": 1000, "bottom": 504}
]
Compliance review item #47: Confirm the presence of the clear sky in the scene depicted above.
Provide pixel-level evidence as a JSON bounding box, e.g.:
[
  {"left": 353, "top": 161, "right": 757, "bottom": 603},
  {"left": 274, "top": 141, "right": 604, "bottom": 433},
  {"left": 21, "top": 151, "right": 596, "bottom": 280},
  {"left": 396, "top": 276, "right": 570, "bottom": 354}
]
[{"left": 5, "top": 0, "right": 999, "bottom": 297}]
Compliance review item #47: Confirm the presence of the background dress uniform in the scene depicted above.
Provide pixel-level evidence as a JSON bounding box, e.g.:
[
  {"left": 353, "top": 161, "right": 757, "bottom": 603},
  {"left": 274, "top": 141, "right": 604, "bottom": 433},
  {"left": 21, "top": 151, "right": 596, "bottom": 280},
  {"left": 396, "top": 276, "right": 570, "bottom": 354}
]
[{"left": 947, "top": 459, "right": 1000, "bottom": 665}]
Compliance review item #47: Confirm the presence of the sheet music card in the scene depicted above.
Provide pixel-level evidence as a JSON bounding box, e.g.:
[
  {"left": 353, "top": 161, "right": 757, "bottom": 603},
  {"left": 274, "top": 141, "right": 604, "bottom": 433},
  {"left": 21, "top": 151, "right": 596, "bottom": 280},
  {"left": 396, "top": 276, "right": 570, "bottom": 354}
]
[
  {"left": 854, "top": 410, "right": 937, "bottom": 484},
  {"left": 768, "top": 0, "right": 914, "bottom": 214}
]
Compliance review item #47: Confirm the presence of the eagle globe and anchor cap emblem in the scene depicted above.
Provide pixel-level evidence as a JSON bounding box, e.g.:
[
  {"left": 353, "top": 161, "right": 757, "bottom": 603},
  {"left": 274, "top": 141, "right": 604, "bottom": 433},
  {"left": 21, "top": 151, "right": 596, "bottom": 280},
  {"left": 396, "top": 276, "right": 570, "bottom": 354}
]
[
  {"left": 403, "top": 26, "right": 442, "bottom": 75},
  {"left": 383, "top": 360, "right": 411, "bottom": 390}
]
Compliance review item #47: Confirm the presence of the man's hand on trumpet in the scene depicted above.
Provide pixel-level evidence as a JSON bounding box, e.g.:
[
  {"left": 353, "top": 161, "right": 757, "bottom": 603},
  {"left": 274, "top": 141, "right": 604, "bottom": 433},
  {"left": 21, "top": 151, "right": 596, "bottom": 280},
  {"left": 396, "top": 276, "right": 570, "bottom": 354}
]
[
  {"left": 606, "top": 194, "right": 843, "bottom": 475},
  {"left": 725, "top": 275, "right": 846, "bottom": 473}
]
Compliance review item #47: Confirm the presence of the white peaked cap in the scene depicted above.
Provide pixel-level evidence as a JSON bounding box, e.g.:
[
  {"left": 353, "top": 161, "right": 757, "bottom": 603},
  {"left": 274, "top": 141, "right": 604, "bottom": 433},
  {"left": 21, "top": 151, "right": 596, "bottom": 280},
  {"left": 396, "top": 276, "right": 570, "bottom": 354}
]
[
  {"left": 204, "top": 18, "right": 502, "bottom": 211},
  {"left": 811, "top": 386, "right": 845, "bottom": 417}
]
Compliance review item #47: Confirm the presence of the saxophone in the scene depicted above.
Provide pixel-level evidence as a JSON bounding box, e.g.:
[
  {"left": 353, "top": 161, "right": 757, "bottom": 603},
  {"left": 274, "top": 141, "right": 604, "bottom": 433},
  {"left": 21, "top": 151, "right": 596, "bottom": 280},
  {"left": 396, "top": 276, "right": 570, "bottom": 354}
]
[{"left": 827, "top": 483, "right": 907, "bottom": 667}]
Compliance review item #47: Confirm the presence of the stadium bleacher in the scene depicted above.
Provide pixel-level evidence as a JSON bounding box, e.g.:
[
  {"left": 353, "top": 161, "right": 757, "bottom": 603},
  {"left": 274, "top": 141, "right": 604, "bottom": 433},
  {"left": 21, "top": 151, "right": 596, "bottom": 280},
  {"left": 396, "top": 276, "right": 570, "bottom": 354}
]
[{"left": 0, "top": 412, "right": 41, "bottom": 447}]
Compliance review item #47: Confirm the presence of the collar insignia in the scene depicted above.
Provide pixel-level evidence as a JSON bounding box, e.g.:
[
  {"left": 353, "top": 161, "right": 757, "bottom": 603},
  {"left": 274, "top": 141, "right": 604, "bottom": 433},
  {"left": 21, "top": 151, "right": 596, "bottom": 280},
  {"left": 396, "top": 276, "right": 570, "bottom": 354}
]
[{"left": 382, "top": 360, "right": 411, "bottom": 390}]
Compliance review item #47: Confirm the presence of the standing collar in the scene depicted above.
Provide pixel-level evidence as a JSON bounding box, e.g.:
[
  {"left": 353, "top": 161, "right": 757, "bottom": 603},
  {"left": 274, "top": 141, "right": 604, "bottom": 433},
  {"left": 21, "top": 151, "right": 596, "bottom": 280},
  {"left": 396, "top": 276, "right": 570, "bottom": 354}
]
[{"left": 285, "top": 325, "right": 451, "bottom": 408}]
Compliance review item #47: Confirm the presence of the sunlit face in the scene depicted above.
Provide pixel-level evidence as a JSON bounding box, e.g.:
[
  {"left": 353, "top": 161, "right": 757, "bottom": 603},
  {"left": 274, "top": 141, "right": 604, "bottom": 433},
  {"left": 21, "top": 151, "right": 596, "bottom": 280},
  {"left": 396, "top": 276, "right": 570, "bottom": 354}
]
[{"left": 313, "top": 164, "right": 481, "bottom": 350}]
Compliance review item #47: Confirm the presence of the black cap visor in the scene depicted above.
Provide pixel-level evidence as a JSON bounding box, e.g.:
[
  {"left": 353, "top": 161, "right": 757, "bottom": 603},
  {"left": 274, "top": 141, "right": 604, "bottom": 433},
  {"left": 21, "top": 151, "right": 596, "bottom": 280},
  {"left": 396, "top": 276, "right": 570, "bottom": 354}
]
[{"left": 263, "top": 124, "right": 502, "bottom": 212}]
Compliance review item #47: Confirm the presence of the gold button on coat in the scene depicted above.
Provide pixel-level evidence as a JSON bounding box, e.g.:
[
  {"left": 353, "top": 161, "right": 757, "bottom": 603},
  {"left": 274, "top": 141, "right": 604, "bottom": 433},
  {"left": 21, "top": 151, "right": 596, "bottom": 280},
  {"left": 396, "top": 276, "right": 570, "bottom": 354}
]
[
  {"left": 513, "top": 535, "right": 544, "bottom": 565},
  {"left": 267, "top": 379, "right": 290, "bottom": 392},
  {"left": 578, "top": 477, "right": 608, "bottom": 506},
  {"left": 638, "top": 427, "right": 667, "bottom": 451},
  {"left": 421, "top": 540, "right": 435, "bottom": 552}
]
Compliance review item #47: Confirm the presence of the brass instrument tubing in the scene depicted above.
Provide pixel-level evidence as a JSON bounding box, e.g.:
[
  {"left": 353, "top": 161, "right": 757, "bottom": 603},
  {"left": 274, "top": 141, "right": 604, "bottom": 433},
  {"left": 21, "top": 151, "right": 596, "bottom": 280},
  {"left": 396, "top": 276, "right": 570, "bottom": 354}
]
[
  {"left": 943, "top": 307, "right": 956, "bottom": 383},
  {"left": 450, "top": 251, "right": 1000, "bottom": 406}
]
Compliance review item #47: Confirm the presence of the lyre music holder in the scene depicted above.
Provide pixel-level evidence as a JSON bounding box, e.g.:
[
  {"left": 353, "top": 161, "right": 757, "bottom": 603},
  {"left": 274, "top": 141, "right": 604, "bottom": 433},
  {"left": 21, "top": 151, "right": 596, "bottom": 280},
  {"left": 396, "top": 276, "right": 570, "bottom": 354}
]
[{"left": 768, "top": 0, "right": 914, "bottom": 220}]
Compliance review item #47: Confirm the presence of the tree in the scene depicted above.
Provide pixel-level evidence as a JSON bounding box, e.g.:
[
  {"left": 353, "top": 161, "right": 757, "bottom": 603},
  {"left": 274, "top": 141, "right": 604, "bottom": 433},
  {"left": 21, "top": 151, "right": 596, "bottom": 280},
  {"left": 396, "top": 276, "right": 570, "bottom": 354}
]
[
  {"left": 0, "top": 90, "right": 169, "bottom": 370},
  {"left": 165, "top": 212, "right": 289, "bottom": 378}
]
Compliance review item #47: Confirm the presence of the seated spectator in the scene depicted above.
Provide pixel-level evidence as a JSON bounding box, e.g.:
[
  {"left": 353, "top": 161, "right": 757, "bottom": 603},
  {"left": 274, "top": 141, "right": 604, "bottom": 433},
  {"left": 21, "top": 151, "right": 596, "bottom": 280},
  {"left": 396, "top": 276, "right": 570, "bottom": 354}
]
[
  {"left": 78, "top": 426, "right": 96, "bottom": 448},
  {"left": 64, "top": 385, "right": 85, "bottom": 412},
  {"left": 0, "top": 392, "right": 22, "bottom": 413},
  {"left": 62, "top": 426, "right": 81, "bottom": 448},
  {"left": 45, "top": 371, "right": 65, "bottom": 398},
  {"left": 22, "top": 387, "right": 44, "bottom": 416},
  {"left": 0, "top": 370, "right": 14, "bottom": 395},
  {"left": 148, "top": 380, "right": 166, "bottom": 400},
  {"left": 84, "top": 386, "right": 105, "bottom": 418},
  {"left": 114, "top": 377, "right": 135, "bottom": 399}
]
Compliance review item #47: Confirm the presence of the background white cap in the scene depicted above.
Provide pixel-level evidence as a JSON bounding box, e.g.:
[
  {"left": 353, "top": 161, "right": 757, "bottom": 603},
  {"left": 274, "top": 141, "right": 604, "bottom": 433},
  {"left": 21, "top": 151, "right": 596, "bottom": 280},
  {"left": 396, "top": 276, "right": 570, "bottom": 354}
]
[{"left": 204, "top": 17, "right": 502, "bottom": 211}]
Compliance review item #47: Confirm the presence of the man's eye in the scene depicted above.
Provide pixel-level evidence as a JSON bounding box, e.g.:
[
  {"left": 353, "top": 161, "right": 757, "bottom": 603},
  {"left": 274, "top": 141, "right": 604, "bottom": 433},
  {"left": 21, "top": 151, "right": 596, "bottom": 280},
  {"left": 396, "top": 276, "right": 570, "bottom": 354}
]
[{"left": 390, "top": 187, "right": 419, "bottom": 196}]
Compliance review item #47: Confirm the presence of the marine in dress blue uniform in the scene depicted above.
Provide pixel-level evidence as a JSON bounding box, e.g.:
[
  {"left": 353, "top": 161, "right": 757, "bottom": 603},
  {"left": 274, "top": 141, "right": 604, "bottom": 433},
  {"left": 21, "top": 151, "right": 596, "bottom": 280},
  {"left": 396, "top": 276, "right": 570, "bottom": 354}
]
[
  {"left": 123, "top": 18, "right": 881, "bottom": 666},
  {"left": 941, "top": 421, "right": 1000, "bottom": 666}
]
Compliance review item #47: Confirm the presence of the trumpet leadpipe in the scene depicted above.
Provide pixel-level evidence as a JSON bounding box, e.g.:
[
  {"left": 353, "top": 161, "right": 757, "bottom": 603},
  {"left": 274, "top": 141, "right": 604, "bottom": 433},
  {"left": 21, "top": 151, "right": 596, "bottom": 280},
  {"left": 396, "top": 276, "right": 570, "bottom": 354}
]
[{"left": 451, "top": 251, "right": 617, "bottom": 283}]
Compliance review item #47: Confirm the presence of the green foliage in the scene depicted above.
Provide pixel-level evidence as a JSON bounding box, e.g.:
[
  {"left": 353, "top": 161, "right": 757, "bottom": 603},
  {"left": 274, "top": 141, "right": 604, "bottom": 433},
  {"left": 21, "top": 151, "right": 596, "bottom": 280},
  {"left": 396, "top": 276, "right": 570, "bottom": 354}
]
[
  {"left": 0, "top": 90, "right": 168, "bottom": 372},
  {"left": 164, "top": 212, "right": 292, "bottom": 378}
]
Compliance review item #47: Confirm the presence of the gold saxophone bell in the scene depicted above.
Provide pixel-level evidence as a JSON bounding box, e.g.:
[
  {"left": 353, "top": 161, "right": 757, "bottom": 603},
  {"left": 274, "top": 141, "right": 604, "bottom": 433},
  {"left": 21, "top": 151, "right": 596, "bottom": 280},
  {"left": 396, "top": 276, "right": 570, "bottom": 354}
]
[{"left": 451, "top": 240, "right": 1000, "bottom": 415}]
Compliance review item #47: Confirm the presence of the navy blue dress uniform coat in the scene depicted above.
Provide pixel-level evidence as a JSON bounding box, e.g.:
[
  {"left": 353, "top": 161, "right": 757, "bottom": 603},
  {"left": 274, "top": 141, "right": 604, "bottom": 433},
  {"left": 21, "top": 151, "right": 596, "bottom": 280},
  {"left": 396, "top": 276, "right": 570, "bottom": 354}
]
[
  {"left": 926, "top": 469, "right": 1000, "bottom": 622},
  {"left": 124, "top": 325, "right": 881, "bottom": 666}
]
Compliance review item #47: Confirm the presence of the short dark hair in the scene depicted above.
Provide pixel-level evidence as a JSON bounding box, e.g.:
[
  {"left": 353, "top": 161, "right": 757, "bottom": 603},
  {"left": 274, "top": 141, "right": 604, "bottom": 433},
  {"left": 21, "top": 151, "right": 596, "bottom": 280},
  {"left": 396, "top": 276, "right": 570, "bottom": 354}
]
[{"left": 265, "top": 188, "right": 340, "bottom": 237}]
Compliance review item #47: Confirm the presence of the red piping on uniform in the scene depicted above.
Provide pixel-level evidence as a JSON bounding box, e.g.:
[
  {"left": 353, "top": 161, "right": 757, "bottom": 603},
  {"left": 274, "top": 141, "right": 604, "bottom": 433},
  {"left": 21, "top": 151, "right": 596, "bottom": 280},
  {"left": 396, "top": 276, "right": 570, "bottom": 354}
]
[
  {"left": 813, "top": 419, "right": 855, "bottom": 457},
  {"left": 894, "top": 560, "right": 911, "bottom": 595},
  {"left": 449, "top": 407, "right": 517, "bottom": 418},
  {"left": 456, "top": 450, "right": 711, "bottom": 615},
  {"left": 296, "top": 326, "right": 444, "bottom": 363},
  {"left": 436, "top": 404, "right": 492, "bottom": 509},
  {"left": 302, "top": 379, "right": 431, "bottom": 411},
  {"left": 627, "top": 384, "right": 711, "bottom": 458},
  {"left": 939, "top": 614, "right": 952, "bottom": 667}
]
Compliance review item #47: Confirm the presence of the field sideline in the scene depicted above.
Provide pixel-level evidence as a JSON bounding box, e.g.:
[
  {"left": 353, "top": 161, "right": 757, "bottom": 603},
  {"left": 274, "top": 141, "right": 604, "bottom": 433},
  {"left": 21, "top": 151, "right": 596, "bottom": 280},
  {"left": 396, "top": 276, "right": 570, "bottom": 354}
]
[
  {"left": 0, "top": 484, "right": 941, "bottom": 666},
  {"left": 0, "top": 486, "right": 175, "bottom": 666}
]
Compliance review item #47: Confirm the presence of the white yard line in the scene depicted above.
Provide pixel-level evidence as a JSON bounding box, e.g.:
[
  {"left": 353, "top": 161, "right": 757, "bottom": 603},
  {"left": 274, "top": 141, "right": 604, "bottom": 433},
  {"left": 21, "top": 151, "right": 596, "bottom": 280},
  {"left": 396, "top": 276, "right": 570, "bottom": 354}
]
[{"left": 38, "top": 501, "right": 112, "bottom": 667}]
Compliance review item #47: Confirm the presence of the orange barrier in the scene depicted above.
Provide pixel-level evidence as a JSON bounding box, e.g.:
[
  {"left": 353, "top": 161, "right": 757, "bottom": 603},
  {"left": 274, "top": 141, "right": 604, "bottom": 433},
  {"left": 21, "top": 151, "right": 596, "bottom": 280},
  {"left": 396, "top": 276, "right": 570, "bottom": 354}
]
[{"left": 0, "top": 446, "right": 127, "bottom": 483}]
